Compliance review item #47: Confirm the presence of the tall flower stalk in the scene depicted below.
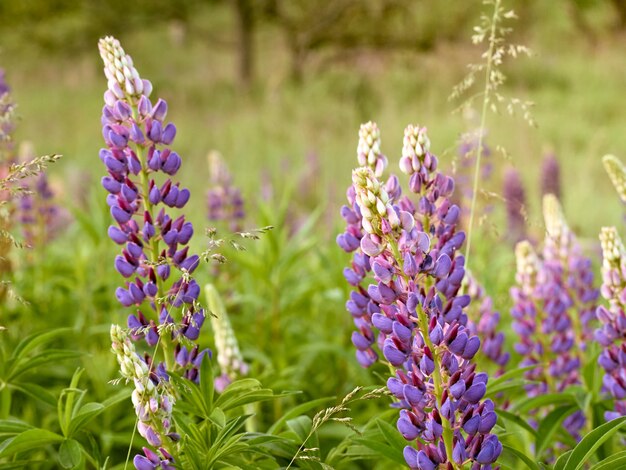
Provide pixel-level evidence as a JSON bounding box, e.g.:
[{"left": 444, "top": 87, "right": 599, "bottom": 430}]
[
  {"left": 510, "top": 195, "right": 598, "bottom": 439},
  {"left": 596, "top": 227, "right": 626, "bottom": 420},
  {"left": 340, "top": 123, "right": 501, "bottom": 469},
  {"left": 98, "top": 36, "right": 208, "bottom": 468}
]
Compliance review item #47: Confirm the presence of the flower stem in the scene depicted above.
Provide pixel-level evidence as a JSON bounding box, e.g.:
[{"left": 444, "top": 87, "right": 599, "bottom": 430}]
[{"left": 465, "top": 0, "right": 501, "bottom": 270}]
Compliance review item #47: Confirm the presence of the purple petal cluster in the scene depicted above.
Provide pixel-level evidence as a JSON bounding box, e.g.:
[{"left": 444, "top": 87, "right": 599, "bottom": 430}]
[
  {"left": 99, "top": 36, "right": 209, "bottom": 466},
  {"left": 206, "top": 151, "right": 245, "bottom": 232},
  {"left": 18, "top": 168, "right": 68, "bottom": 247},
  {"left": 502, "top": 168, "right": 527, "bottom": 244},
  {"left": 341, "top": 122, "right": 502, "bottom": 468},
  {"left": 464, "top": 273, "right": 510, "bottom": 373},
  {"left": 596, "top": 227, "right": 626, "bottom": 420}
]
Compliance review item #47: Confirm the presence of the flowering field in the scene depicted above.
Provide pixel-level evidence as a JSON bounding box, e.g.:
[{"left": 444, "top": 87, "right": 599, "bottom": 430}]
[{"left": 2, "top": 1, "right": 626, "bottom": 469}]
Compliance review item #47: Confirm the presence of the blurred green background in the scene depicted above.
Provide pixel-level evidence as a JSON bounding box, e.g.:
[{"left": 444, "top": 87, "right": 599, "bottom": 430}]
[{"left": 2, "top": 0, "right": 626, "bottom": 237}]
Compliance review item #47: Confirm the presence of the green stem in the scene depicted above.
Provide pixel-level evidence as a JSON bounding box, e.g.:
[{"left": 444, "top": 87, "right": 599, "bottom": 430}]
[{"left": 465, "top": 0, "right": 500, "bottom": 271}]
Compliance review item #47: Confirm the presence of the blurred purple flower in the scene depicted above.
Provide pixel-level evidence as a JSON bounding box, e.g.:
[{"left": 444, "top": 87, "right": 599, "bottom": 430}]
[
  {"left": 510, "top": 196, "right": 598, "bottom": 440},
  {"left": 541, "top": 152, "right": 561, "bottom": 199},
  {"left": 206, "top": 151, "right": 245, "bottom": 232},
  {"left": 502, "top": 167, "right": 527, "bottom": 244}
]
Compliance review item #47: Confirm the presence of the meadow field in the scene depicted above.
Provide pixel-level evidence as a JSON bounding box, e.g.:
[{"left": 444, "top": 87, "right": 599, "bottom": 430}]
[{"left": 2, "top": 1, "right": 626, "bottom": 469}]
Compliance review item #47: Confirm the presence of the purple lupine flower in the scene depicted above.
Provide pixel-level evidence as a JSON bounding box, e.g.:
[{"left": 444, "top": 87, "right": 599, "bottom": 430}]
[
  {"left": 502, "top": 167, "right": 527, "bottom": 244},
  {"left": 343, "top": 123, "right": 501, "bottom": 468},
  {"left": 17, "top": 143, "right": 70, "bottom": 247},
  {"left": 206, "top": 151, "right": 245, "bottom": 232},
  {"left": 541, "top": 152, "right": 561, "bottom": 199},
  {"left": 595, "top": 227, "right": 626, "bottom": 420},
  {"left": 510, "top": 196, "right": 598, "bottom": 442},
  {"left": 0, "top": 69, "right": 15, "bottom": 301},
  {"left": 99, "top": 36, "right": 208, "bottom": 466},
  {"left": 464, "top": 272, "right": 510, "bottom": 373},
  {"left": 542, "top": 194, "right": 598, "bottom": 346}
]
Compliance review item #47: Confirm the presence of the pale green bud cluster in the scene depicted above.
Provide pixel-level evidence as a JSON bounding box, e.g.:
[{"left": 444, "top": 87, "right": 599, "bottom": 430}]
[
  {"left": 205, "top": 284, "right": 247, "bottom": 384},
  {"left": 352, "top": 167, "right": 398, "bottom": 235},
  {"left": 98, "top": 36, "right": 147, "bottom": 98},
  {"left": 399, "top": 124, "right": 430, "bottom": 175},
  {"left": 515, "top": 240, "right": 539, "bottom": 293},
  {"left": 603, "top": 155, "right": 626, "bottom": 204},
  {"left": 110, "top": 324, "right": 175, "bottom": 447},
  {"left": 542, "top": 194, "right": 572, "bottom": 261},
  {"left": 357, "top": 121, "right": 387, "bottom": 177},
  {"left": 600, "top": 227, "right": 625, "bottom": 269}
]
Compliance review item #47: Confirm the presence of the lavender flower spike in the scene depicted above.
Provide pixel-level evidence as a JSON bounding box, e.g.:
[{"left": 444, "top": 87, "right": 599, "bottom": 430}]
[
  {"left": 595, "top": 227, "right": 626, "bottom": 420},
  {"left": 99, "top": 36, "right": 209, "bottom": 466},
  {"left": 344, "top": 123, "right": 501, "bottom": 468},
  {"left": 206, "top": 151, "right": 245, "bottom": 232},
  {"left": 540, "top": 152, "right": 561, "bottom": 199},
  {"left": 603, "top": 155, "right": 626, "bottom": 204},
  {"left": 502, "top": 167, "right": 527, "bottom": 244}
]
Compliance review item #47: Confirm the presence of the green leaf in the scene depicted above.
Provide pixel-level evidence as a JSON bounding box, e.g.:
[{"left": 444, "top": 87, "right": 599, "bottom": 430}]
[
  {"left": 375, "top": 419, "right": 406, "bottom": 455},
  {"left": 562, "top": 417, "right": 626, "bottom": 470},
  {"left": 486, "top": 365, "right": 537, "bottom": 392},
  {"left": 209, "top": 407, "right": 226, "bottom": 428},
  {"left": 58, "top": 439, "right": 82, "bottom": 469},
  {"left": 10, "top": 382, "right": 56, "bottom": 408},
  {"left": 10, "top": 328, "right": 73, "bottom": 362},
  {"left": 268, "top": 396, "right": 334, "bottom": 435},
  {"left": 0, "top": 428, "right": 64, "bottom": 457},
  {"left": 286, "top": 416, "right": 312, "bottom": 443},
  {"left": 350, "top": 437, "right": 406, "bottom": 465},
  {"left": 589, "top": 450, "right": 626, "bottom": 469},
  {"left": 554, "top": 450, "right": 573, "bottom": 470},
  {"left": 9, "top": 350, "right": 82, "bottom": 381},
  {"left": 513, "top": 392, "right": 577, "bottom": 414},
  {"left": 100, "top": 387, "right": 132, "bottom": 409},
  {"left": 501, "top": 445, "right": 540, "bottom": 470},
  {"left": 535, "top": 405, "right": 577, "bottom": 459},
  {"left": 496, "top": 409, "right": 538, "bottom": 438},
  {"left": 67, "top": 402, "right": 105, "bottom": 437},
  {"left": 0, "top": 419, "right": 33, "bottom": 439}
]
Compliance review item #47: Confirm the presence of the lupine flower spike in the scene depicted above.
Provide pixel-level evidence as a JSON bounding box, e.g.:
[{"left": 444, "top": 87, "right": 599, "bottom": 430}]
[
  {"left": 206, "top": 151, "right": 245, "bottom": 232},
  {"left": 205, "top": 283, "right": 248, "bottom": 392},
  {"left": 341, "top": 122, "right": 502, "bottom": 468},
  {"left": 99, "top": 36, "right": 209, "bottom": 467},
  {"left": 595, "top": 227, "right": 626, "bottom": 420},
  {"left": 603, "top": 154, "right": 626, "bottom": 204},
  {"left": 0, "top": 70, "right": 16, "bottom": 300},
  {"left": 510, "top": 197, "right": 598, "bottom": 439},
  {"left": 17, "top": 142, "right": 68, "bottom": 247}
]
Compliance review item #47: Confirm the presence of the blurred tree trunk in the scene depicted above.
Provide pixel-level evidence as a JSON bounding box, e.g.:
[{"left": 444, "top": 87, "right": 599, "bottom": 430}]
[
  {"left": 234, "top": 0, "right": 255, "bottom": 88},
  {"left": 610, "top": 0, "right": 626, "bottom": 30}
]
